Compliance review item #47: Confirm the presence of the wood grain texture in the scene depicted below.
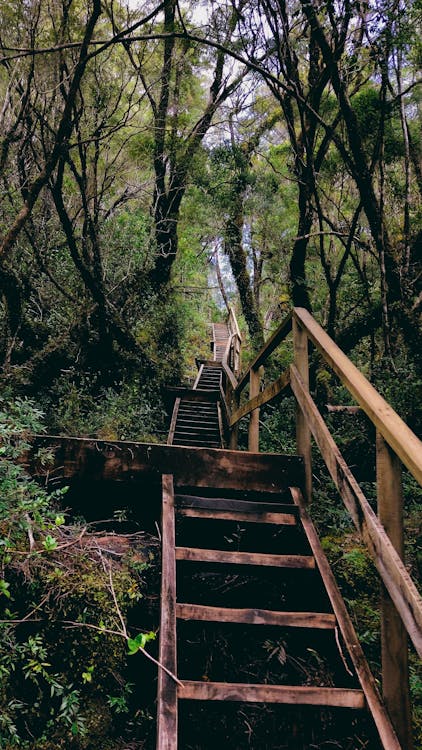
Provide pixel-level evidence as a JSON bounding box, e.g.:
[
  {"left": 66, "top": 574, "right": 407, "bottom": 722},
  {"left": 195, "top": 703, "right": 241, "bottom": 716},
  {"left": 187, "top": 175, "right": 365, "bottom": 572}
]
[
  {"left": 230, "top": 369, "right": 290, "bottom": 426},
  {"left": 176, "top": 507, "right": 297, "bottom": 525},
  {"left": 176, "top": 494, "right": 297, "bottom": 514},
  {"left": 175, "top": 547, "right": 315, "bottom": 568},
  {"left": 376, "top": 432, "right": 413, "bottom": 749},
  {"left": 293, "top": 307, "right": 422, "bottom": 486},
  {"left": 26, "top": 437, "right": 304, "bottom": 492},
  {"left": 157, "top": 475, "right": 177, "bottom": 750},
  {"left": 166, "top": 388, "right": 219, "bottom": 402},
  {"left": 293, "top": 317, "right": 312, "bottom": 503},
  {"left": 178, "top": 681, "right": 365, "bottom": 708},
  {"left": 176, "top": 604, "right": 336, "bottom": 628},
  {"left": 248, "top": 367, "right": 260, "bottom": 452},
  {"left": 291, "top": 487, "right": 402, "bottom": 750},
  {"left": 167, "top": 398, "right": 180, "bottom": 446},
  {"left": 290, "top": 366, "right": 422, "bottom": 659}
]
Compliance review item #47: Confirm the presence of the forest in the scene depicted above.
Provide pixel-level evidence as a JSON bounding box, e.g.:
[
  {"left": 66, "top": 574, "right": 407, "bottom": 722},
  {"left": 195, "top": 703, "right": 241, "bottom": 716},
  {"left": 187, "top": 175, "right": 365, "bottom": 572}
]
[{"left": 0, "top": 1, "right": 421, "bottom": 749}]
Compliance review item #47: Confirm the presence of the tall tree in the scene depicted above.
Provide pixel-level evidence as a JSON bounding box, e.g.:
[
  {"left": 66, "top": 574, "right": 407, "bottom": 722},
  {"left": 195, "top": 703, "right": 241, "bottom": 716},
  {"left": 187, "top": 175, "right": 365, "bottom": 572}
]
[{"left": 117, "top": 0, "right": 247, "bottom": 290}]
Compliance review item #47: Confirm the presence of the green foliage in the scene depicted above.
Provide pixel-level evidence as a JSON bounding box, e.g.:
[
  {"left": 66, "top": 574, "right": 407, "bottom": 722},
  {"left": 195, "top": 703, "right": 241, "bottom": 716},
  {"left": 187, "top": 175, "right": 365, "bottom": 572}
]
[
  {"left": 0, "top": 400, "right": 159, "bottom": 748},
  {"left": 49, "top": 376, "right": 167, "bottom": 442}
]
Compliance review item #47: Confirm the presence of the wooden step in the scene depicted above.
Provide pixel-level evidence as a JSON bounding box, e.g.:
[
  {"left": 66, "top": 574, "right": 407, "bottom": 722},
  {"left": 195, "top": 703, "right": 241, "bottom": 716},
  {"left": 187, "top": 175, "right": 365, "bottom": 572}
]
[
  {"left": 174, "top": 435, "right": 220, "bottom": 443},
  {"left": 177, "top": 408, "right": 217, "bottom": 415},
  {"left": 178, "top": 681, "right": 365, "bottom": 708},
  {"left": 176, "top": 603, "right": 336, "bottom": 628},
  {"left": 175, "top": 547, "right": 314, "bottom": 568},
  {"left": 173, "top": 440, "right": 221, "bottom": 448},
  {"left": 178, "top": 406, "right": 217, "bottom": 414},
  {"left": 176, "top": 494, "right": 297, "bottom": 514},
  {"left": 176, "top": 507, "right": 297, "bottom": 525},
  {"left": 177, "top": 418, "right": 219, "bottom": 427},
  {"left": 174, "top": 426, "right": 220, "bottom": 434},
  {"left": 177, "top": 413, "right": 217, "bottom": 419}
]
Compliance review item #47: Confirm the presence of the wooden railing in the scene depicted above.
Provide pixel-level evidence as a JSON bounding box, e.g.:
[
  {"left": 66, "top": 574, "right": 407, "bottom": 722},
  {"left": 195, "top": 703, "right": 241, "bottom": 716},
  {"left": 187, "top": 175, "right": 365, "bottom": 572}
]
[
  {"left": 227, "top": 307, "right": 422, "bottom": 749},
  {"left": 227, "top": 305, "right": 242, "bottom": 376},
  {"left": 219, "top": 307, "right": 242, "bottom": 440}
]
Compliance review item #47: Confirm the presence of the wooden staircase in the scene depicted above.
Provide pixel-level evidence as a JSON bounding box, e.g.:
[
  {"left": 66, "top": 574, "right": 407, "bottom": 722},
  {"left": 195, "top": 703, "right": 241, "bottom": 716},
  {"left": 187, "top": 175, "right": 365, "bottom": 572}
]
[
  {"left": 212, "top": 322, "right": 231, "bottom": 362},
  {"left": 157, "top": 474, "right": 402, "bottom": 749},
  {"left": 22, "top": 307, "right": 421, "bottom": 748},
  {"left": 167, "top": 323, "right": 231, "bottom": 449},
  {"left": 157, "top": 314, "right": 412, "bottom": 749}
]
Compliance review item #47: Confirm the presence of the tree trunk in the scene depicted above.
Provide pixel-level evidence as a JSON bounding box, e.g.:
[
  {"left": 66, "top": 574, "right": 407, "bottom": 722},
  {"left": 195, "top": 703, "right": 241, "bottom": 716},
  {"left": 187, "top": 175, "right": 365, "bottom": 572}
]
[{"left": 225, "top": 192, "right": 264, "bottom": 351}]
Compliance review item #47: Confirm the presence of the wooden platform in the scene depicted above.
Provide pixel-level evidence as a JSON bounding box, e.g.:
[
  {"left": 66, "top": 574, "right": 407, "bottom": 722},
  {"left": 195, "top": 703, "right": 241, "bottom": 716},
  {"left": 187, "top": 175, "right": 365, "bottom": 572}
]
[{"left": 24, "top": 437, "right": 304, "bottom": 492}]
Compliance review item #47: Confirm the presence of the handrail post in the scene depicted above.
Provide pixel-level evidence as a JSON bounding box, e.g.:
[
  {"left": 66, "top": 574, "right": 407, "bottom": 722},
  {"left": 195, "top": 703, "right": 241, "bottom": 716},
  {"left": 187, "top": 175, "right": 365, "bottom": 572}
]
[
  {"left": 248, "top": 367, "right": 260, "bottom": 452},
  {"left": 230, "top": 390, "right": 239, "bottom": 450},
  {"left": 376, "top": 431, "right": 413, "bottom": 749},
  {"left": 293, "top": 316, "right": 312, "bottom": 502}
]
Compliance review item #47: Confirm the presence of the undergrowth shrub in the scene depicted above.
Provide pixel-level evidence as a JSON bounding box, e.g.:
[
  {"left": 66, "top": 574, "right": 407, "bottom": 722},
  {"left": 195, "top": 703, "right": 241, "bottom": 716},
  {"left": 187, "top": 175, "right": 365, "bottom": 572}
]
[{"left": 0, "top": 397, "right": 159, "bottom": 749}]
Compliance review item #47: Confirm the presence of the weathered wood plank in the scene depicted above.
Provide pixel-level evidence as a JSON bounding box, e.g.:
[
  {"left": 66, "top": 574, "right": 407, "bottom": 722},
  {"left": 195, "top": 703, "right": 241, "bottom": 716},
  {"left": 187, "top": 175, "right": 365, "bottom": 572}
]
[
  {"left": 293, "top": 307, "right": 422, "bottom": 486},
  {"left": 216, "top": 403, "right": 224, "bottom": 449},
  {"left": 167, "top": 398, "right": 180, "bottom": 446},
  {"left": 230, "top": 369, "right": 290, "bottom": 426},
  {"left": 157, "top": 475, "right": 178, "bottom": 750},
  {"left": 290, "top": 366, "right": 422, "bottom": 658},
  {"left": 248, "top": 367, "right": 261, "bottom": 452},
  {"left": 176, "top": 507, "right": 297, "bottom": 525},
  {"left": 376, "top": 432, "right": 413, "bottom": 749},
  {"left": 178, "top": 681, "right": 365, "bottom": 708},
  {"left": 176, "top": 494, "right": 296, "bottom": 514},
  {"left": 293, "top": 318, "right": 312, "bottom": 503},
  {"left": 175, "top": 547, "right": 315, "bottom": 568},
  {"left": 195, "top": 359, "right": 223, "bottom": 368},
  {"left": 25, "top": 438, "right": 304, "bottom": 493},
  {"left": 192, "top": 364, "right": 204, "bottom": 389},
  {"left": 229, "top": 390, "right": 240, "bottom": 449},
  {"left": 222, "top": 361, "right": 238, "bottom": 391},
  {"left": 290, "top": 487, "right": 402, "bottom": 750},
  {"left": 176, "top": 604, "right": 336, "bottom": 629},
  {"left": 236, "top": 312, "right": 292, "bottom": 393},
  {"left": 166, "top": 388, "right": 219, "bottom": 402}
]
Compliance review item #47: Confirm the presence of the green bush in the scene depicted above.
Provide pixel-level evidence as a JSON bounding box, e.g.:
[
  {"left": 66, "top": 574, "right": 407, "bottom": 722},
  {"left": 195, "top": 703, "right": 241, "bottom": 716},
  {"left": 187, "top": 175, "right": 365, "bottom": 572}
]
[{"left": 0, "top": 398, "right": 159, "bottom": 749}]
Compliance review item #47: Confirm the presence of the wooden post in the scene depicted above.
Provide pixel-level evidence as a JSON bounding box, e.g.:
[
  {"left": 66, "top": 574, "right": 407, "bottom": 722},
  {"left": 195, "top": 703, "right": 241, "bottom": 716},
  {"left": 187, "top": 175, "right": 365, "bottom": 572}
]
[
  {"left": 376, "top": 432, "right": 413, "bottom": 750},
  {"left": 248, "top": 367, "right": 260, "bottom": 452},
  {"left": 157, "top": 475, "right": 178, "bottom": 750},
  {"left": 230, "top": 390, "right": 240, "bottom": 450},
  {"left": 292, "top": 317, "right": 312, "bottom": 502}
]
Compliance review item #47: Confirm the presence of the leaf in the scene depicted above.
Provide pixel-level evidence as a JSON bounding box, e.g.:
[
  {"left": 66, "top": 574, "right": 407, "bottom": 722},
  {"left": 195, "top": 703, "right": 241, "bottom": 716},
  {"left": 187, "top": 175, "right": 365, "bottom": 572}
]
[
  {"left": 0, "top": 580, "right": 11, "bottom": 598},
  {"left": 43, "top": 535, "right": 58, "bottom": 551},
  {"left": 127, "top": 631, "right": 156, "bottom": 655}
]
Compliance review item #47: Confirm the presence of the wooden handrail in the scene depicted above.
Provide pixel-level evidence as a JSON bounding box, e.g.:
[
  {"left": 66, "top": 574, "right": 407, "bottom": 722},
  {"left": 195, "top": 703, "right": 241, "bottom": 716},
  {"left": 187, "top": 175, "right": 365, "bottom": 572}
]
[
  {"left": 290, "top": 364, "right": 422, "bottom": 657},
  {"left": 231, "top": 307, "right": 422, "bottom": 488},
  {"left": 293, "top": 308, "right": 422, "bottom": 486},
  {"left": 236, "top": 312, "right": 292, "bottom": 393},
  {"left": 227, "top": 305, "right": 422, "bottom": 746},
  {"left": 230, "top": 368, "right": 290, "bottom": 426},
  {"left": 221, "top": 333, "right": 238, "bottom": 391},
  {"left": 227, "top": 304, "right": 242, "bottom": 342}
]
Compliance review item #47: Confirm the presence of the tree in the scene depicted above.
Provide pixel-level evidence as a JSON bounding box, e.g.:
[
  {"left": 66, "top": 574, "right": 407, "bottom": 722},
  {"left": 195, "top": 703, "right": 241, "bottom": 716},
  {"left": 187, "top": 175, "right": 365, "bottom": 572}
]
[{"left": 115, "top": 0, "right": 247, "bottom": 290}]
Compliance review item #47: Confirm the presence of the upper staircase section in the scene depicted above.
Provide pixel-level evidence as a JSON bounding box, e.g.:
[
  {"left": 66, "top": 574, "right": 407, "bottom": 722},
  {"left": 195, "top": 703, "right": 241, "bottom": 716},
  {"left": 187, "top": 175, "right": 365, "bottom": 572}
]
[
  {"left": 211, "top": 306, "right": 242, "bottom": 376},
  {"left": 211, "top": 323, "right": 230, "bottom": 362},
  {"left": 168, "top": 308, "right": 242, "bottom": 450}
]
